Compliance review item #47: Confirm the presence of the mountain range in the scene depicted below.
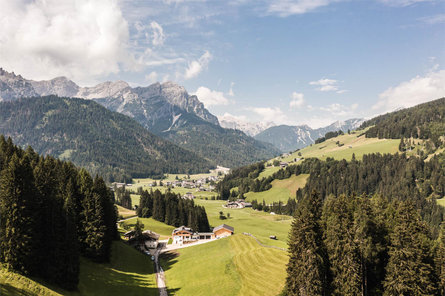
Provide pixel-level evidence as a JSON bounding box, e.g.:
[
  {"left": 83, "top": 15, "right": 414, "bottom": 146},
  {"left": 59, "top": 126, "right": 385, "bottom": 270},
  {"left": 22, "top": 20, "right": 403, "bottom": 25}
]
[
  {"left": 0, "top": 95, "right": 214, "bottom": 182},
  {"left": 0, "top": 68, "right": 280, "bottom": 168},
  {"left": 254, "top": 119, "right": 364, "bottom": 153},
  {"left": 218, "top": 113, "right": 275, "bottom": 137},
  {"left": 0, "top": 67, "right": 364, "bottom": 163}
]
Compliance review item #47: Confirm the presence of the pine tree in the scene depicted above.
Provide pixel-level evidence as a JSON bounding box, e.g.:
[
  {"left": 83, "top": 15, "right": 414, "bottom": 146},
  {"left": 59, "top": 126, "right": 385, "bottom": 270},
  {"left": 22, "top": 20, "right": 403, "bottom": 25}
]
[
  {"left": 0, "top": 154, "right": 39, "bottom": 274},
  {"left": 285, "top": 191, "right": 327, "bottom": 296},
  {"left": 383, "top": 202, "right": 439, "bottom": 295},
  {"left": 323, "top": 194, "right": 362, "bottom": 295}
]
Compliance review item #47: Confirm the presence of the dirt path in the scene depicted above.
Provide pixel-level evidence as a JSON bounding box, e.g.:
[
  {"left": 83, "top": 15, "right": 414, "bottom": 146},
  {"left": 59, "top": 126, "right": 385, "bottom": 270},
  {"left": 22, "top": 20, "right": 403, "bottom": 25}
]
[{"left": 153, "top": 244, "right": 168, "bottom": 296}]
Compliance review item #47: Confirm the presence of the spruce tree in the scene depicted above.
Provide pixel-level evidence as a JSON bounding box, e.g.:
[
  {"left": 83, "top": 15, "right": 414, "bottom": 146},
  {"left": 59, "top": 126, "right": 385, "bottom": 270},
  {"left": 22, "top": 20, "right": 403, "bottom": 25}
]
[
  {"left": 383, "top": 202, "right": 439, "bottom": 295},
  {"left": 323, "top": 194, "right": 362, "bottom": 296},
  {"left": 285, "top": 191, "right": 326, "bottom": 296},
  {"left": 0, "top": 154, "right": 39, "bottom": 274}
]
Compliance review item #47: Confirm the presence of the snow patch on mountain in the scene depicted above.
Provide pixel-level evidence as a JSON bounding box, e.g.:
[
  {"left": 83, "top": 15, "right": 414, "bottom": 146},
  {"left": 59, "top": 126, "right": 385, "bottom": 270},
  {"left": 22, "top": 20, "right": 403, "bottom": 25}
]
[{"left": 218, "top": 113, "right": 275, "bottom": 136}]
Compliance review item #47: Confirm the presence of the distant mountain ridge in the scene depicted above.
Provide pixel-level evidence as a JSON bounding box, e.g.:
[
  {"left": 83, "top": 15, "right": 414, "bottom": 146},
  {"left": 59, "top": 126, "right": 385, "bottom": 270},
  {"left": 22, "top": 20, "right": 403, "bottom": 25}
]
[
  {"left": 0, "top": 95, "right": 214, "bottom": 182},
  {"left": 0, "top": 68, "right": 280, "bottom": 167},
  {"left": 255, "top": 119, "right": 364, "bottom": 152},
  {"left": 218, "top": 113, "right": 275, "bottom": 137}
]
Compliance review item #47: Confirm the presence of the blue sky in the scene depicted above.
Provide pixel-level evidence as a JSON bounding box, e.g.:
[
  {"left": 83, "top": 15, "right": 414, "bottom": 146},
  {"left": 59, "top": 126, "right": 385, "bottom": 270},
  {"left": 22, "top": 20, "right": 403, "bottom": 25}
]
[{"left": 0, "top": 0, "right": 444, "bottom": 127}]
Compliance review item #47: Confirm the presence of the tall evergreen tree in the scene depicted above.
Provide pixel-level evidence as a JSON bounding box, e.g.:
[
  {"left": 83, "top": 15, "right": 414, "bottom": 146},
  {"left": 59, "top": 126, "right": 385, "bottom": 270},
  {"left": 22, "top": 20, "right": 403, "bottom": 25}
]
[
  {"left": 383, "top": 202, "right": 439, "bottom": 295},
  {"left": 0, "top": 154, "right": 39, "bottom": 274},
  {"left": 285, "top": 191, "right": 327, "bottom": 296},
  {"left": 323, "top": 194, "right": 362, "bottom": 295}
]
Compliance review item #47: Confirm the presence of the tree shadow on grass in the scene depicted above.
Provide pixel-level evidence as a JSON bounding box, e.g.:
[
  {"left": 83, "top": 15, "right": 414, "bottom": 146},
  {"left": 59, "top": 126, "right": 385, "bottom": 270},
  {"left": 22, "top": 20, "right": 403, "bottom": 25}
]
[{"left": 159, "top": 251, "right": 179, "bottom": 272}]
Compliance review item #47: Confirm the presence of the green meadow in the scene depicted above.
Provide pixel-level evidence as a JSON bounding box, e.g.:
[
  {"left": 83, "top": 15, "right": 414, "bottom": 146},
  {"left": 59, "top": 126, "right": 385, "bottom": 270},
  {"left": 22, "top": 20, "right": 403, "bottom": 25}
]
[
  {"left": 195, "top": 200, "right": 292, "bottom": 249},
  {"left": 161, "top": 234, "right": 288, "bottom": 296},
  {"left": 116, "top": 205, "right": 137, "bottom": 219},
  {"left": 122, "top": 217, "right": 176, "bottom": 240},
  {"left": 245, "top": 174, "right": 309, "bottom": 204},
  {"left": 0, "top": 242, "right": 157, "bottom": 296},
  {"left": 280, "top": 132, "right": 400, "bottom": 163}
]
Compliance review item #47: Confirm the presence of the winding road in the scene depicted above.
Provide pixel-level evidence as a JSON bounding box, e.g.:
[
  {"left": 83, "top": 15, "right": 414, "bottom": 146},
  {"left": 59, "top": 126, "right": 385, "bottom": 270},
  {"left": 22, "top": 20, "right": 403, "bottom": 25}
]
[{"left": 153, "top": 243, "right": 167, "bottom": 296}]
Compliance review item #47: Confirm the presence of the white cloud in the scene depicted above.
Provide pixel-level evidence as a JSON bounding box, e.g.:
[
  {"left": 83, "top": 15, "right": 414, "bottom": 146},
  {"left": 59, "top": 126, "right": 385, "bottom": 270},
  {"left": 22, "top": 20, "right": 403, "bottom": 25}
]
[
  {"left": 377, "top": 0, "right": 433, "bottom": 7},
  {"left": 267, "top": 0, "right": 343, "bottom": 17},
  {"left": 150, "top": 21, "right": 165, "bottom": 46},
  {"left": 309, "top": 78, "right": 348, "bottom": 93},
  {"left": 309, "top": 78, "right": 339, "bottom": 92},
  {"left": 289, "top": 92, "right": 305, "bottom": 108},
  {"left": 320, "top": 103, "right": 358, "bottom": 116},
  {"left": 418, "top": 14, "right": 445, "bottom": 25},
  {"left": 228, "top": 82, "right": 235, "bottom": 96},
  {"left": 145, "top": 71, "right": 158, "bottom": 84},
  {"left": 373, "top": 69, "right": 445, "bottom": 112},
  {"left": 193, "top": 86, "right": 230, "bottom": 107},
  {"left": 251, "top": 107, "right": 289, "bottom": 124},
  {"left": 0, "top": 0, "right": 134, "bottom": 85},
  {"left": 184, "top": 51, "right": 212, "bottom": 79},
  {"left": 219, "top": 112, "right": 248, "bottom": 122}
]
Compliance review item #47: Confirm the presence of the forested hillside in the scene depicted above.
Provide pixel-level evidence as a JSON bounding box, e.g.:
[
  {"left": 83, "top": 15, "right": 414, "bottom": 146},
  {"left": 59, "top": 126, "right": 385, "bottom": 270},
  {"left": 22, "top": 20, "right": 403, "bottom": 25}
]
[
  {"left": 361, "top": 97, "right": 444, "bottom": 145},
  {"left": 0, "top": 96, "right": 214, "bottom": 182},
  {"left": 0, "top": 136, "right": 117, "bottom": 290},
  {"left": 158, "top": 112, "right": 281, "bottom": 168}
]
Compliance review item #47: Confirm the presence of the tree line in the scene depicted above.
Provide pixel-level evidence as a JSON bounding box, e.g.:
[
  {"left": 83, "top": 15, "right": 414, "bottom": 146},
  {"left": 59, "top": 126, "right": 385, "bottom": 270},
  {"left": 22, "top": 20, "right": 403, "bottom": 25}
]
[
  {"left": 361, "top": 97, "right": 444, "bottom": 148},
  {"left": 0, "top": 136, "right": 117, "bottom": 290},
  {"left": 314, "top": 130, "right": 344, "bottom": 144},
  {"left": 284, "top": 191, "right": 445, "bottom": 296},
  {"left": 137, "top": 189, "right": 210, "bottom": 232}
]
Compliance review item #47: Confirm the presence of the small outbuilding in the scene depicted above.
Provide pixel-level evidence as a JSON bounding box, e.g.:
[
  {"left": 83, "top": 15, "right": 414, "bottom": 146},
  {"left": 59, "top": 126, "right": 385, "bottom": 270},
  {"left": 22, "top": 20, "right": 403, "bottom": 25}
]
[{"left": 213, "top": 224, "right": 234, "bottom": 238}]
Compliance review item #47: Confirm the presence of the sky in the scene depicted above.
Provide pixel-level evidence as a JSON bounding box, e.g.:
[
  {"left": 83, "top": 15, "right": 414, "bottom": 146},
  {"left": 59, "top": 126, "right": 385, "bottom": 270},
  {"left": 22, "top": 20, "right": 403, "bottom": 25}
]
[{"left": 0, "top": 0, "right": 444, "bottom": 128}]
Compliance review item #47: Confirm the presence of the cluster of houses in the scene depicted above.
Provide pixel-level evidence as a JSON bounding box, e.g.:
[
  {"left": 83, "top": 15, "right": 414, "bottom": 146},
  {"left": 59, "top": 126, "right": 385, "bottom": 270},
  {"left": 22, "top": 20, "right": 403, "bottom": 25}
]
[
  {"left": 123, "top": 224, "right": 235, "bottom": 249},
  {"left": 171, "top": 224, "right": 234, "bottom": 245},
  {"left": 149, "top": 176, "right": 219, "bottom": 191},
  {"left": 224, "top": 199, "right": 252, "bottom": 209}
]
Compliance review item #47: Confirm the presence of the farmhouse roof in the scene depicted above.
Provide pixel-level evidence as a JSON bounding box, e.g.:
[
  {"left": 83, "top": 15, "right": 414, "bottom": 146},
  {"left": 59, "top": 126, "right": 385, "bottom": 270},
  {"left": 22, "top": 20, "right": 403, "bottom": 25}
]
[
  {"left": 142, "top": 230, "right": 160, "bottom": 240},
  {"left": 213, "top": 224, "right": 234, "bottom": 233},
  {"left": 172, "top": 226, "right": 194, "bottom": 234}
]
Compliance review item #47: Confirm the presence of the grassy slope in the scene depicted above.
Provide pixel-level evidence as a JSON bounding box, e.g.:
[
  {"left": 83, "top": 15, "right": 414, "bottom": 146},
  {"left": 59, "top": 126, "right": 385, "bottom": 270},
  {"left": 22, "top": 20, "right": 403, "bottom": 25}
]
[
  {"left": 116, "top": 205, "right": 137, "bottom": 219},
  {"left": 0, "top": 242, "right": 157, "bottom": 296},
  {"left": 245, "top": 174, "right": 309, "bottom": 204},
  {"left": 281, "top": 131, "right": 400, "bottom": 163},
  {"left": 161, "top": 234, "right": 288, "bottom": 296},
  {"left": 122, "top": 217, "right": 176, "bottom": 240},
  {"left": 161, "top": 237, "right": 240, "bottom": 296},
  {"left": 195, "top": 200, "right": 291, "bottom": 249}
]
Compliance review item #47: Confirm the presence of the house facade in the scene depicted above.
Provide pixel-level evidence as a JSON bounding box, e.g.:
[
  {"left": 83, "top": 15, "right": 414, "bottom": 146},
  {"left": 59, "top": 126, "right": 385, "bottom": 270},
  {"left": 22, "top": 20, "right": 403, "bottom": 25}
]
[
  {"left": 171, "top": 224, "right": 234, "bottom": 245},
  {"left": 213, "top": 224, "right": 234, "bottom": 238}
]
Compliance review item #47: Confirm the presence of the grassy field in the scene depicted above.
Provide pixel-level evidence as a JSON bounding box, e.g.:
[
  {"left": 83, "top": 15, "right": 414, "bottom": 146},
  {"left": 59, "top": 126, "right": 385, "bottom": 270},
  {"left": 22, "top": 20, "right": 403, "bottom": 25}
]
[
  {"left": 245, "top": 174, "right": 309, "bottom": 204},
  {"left": 258, "top": 166, "right": 281, "bottom": 179},
  {"left": 0, "top": 241, "right": 158, "bottom": 296},
  {"left": 280, "top": 131, "right": 400, "bottom": 163},
  {"left": 196, "top": 200, "right": 292, "bottom": 249},
  {"left": 116, "top": 205, "right": 137, "bottom": 219},
  {"left": 161, "top": 234, "right": 288, "bottom": 296},
  {"left": 122, "top": 217, "right": 176, "bottom": 239}
]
